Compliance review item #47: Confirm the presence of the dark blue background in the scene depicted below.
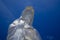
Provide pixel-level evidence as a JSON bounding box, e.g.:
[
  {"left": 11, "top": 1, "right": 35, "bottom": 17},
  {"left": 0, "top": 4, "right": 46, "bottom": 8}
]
[{"left": 0, "top": 0, "right": 60, "bottom": 40}]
